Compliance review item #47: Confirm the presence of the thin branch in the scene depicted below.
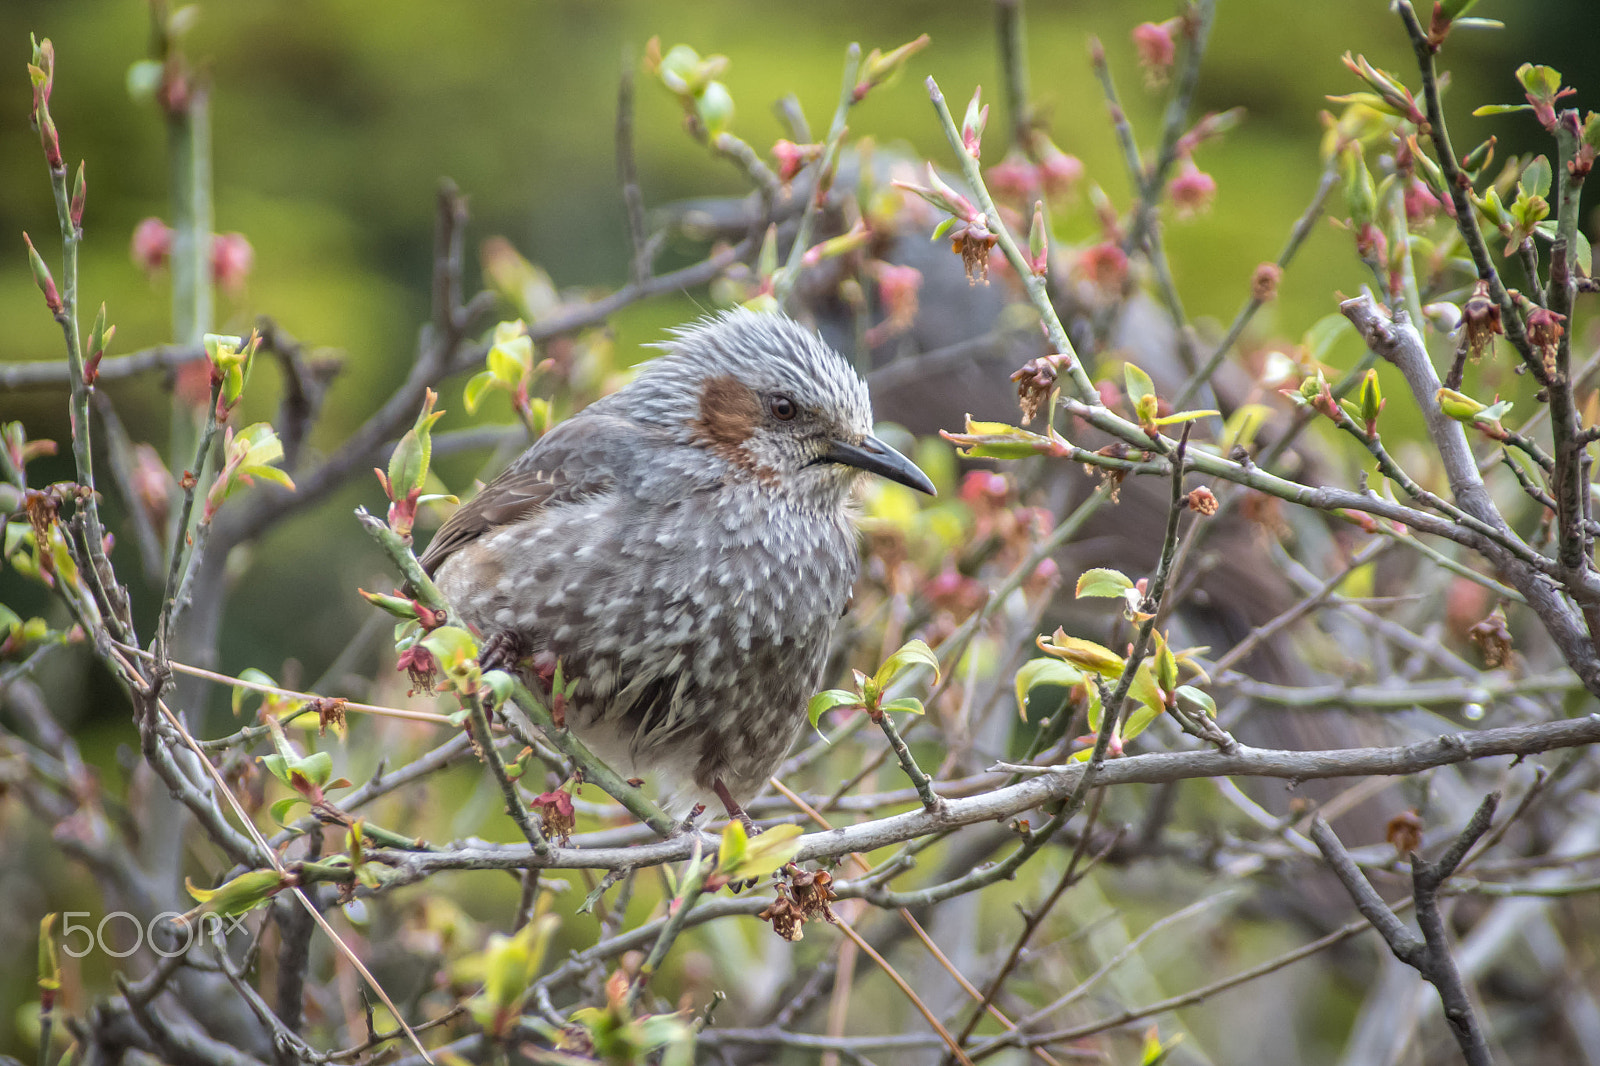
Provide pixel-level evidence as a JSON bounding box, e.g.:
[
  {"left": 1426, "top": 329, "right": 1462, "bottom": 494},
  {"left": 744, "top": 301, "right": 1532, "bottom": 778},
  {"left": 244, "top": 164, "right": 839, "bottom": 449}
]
[
  {"left": 615, "top": 60, "right": 651, "bottom": 286},
  {"left": 775, "top": 43, "right": 861, "bottom": 308}
]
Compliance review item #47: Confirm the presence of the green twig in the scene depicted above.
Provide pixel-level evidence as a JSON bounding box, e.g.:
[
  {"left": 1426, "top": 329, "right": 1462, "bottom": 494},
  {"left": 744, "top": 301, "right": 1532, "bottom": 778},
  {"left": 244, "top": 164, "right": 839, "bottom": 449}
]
[
  {"left": 774, "top": 44, "right": 860, "bottom": 308},
  {"left": 924, "top": 77, "right": 1095, "bottom": 401},
  {"left": 467, "top": 692, "right": 550, "bottom": 856},
  {"left": 874, "top": 709, "right": 942, "bottom": 813}
]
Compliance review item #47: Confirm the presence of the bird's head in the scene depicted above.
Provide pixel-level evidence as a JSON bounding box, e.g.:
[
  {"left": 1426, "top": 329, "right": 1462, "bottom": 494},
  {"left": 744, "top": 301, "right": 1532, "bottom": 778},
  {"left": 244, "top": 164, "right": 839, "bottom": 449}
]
[{"left": 625, "top": 309, "right": 935, "bottom": 508}]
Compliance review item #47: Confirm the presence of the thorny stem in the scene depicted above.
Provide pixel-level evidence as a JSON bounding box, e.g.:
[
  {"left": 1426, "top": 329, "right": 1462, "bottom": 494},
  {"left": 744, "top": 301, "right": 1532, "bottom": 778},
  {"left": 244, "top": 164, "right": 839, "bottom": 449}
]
[
  {"left": 36, "top": 82, "right": 122, "bottom": 642},
  {"left": 1546, "top": 114, "right": 1591, "bottom": 576}
]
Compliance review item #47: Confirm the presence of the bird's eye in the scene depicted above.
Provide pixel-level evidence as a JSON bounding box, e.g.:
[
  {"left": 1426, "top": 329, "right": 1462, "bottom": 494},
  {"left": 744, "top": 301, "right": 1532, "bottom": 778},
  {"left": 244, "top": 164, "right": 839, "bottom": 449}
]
[{"left": 768, "top": 395, "right": 797, "bottom": 421}]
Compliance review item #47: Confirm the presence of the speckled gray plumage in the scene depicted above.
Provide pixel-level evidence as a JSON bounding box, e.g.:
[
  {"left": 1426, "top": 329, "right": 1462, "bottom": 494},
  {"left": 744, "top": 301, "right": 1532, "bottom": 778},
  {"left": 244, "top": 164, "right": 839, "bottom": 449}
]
[{"left": 424, "top": 309, "right": 918, "bottom": 816}]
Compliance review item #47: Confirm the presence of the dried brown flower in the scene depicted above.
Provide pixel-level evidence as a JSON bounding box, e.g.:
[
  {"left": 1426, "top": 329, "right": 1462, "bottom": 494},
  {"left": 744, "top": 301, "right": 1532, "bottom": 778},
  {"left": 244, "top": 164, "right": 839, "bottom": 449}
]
[
  {"left": 1386, "top": 809, "right": 1424, "bottom": 856},
  {"left": 758, "top": 888, "right": 807, "bottom": 941},
  {"left": 1468, "top": 605, "right": 1513, "bottom": 669},
  {"left": 1250, "top": 262, "right": 1282, "bottom": 302},
  {"left": 1461, "top": 280, "right": 1502, "bottom": 358},
  {"left": 1010, "top": 354, "right": 1068, "bottom": 423},
  {"left": 1185, "top": 487, "right": 1218, "bottom": 515}
]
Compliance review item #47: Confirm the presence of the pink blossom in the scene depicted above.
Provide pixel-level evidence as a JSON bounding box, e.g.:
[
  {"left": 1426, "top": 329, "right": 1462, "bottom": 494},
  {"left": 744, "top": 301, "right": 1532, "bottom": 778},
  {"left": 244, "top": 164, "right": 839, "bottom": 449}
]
[
  {"left": 1132, "top": 21, "right": 1178, "bottom": 84},
  {"left": 131, "top": 217, "right": 172, "bottom": 274},
  {"left": 1037, "top": 143, "right": 1084, "bottom": 197},
  {"left": 987, "top": 149, "right": 1038, "bottom": 202},
  {"left": 211, "top": 233, "right": 255, "bottom": 292},
  {"left": 1168, "top": 161, "right": 1216, "bottom": 217},
  {"left": 1077, "top": 241, "right": 1129, "bottom": 292},
  {"left": 1403, "top": 179, "right": 1442, "bottom": 224}
]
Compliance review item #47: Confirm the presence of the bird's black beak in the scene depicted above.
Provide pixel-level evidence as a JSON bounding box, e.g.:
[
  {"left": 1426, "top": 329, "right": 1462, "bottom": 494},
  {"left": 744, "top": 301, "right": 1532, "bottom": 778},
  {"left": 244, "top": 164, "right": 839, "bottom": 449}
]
[{"left": 821, "top": 434, "right": 937, "bottom": 495}]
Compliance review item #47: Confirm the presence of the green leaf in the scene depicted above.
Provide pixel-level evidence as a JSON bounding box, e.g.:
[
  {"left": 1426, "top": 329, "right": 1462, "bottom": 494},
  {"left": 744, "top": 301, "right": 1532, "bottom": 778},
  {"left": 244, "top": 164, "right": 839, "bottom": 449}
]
[
  {"left": 475, "top": 913, "right": 559, "bottom": 1026},
  {"left": 269, "top": 796, "right": 306, "bottom": 825},
  {"left": 463, "top": 370, "right": 499, "bottom": 415},
  {"left": 1154, "top": 634, "right": 1178, "bottom": 694},
  {"left": 1123, "top": 362, "right": 1155, "bottom": 404},
  {"left": 1039, "top": 631, "right": 1125, "bottom": 678},
  {"left": 1123, "top": 701, "right": 1161, "bottom": 743},
  {"left": 1076, "top": 568, "right": 1133, "bottom": 598},
  {"left": 1436, "top": 387, "right": 1486, "bottom": 421},
  {"left": 875, "top": 638, "right": 940, "bottom": 688},
  {"left": 1516, "top": 63, "right": 1563, "bottom": 101},
  {"left": 806, "top": 689, "right": 863, "bottom": 736},
  {"left": 1521, "top": 155, "right": 1552, "bottom": 199},
  {"left": 1128, "top": 661, "right": 1164, "bottom": 722},
  {"left": 1438, "top": 0, "right": 1479, "bottom": 18},
  {"left": 1534, "top": 221, "right": 1593, "bottom": 270},
  {"left": 1151, "top": 409, "right": 1219, "bottom": 426},
  {"left": 1175, "top": 685, "right": 1216, "bottom": 718},
  {"left": 1014, "top": 658, "right": 1085, "bottom": 719},
  {"left": 719, "top": 822, "right": 802, "bottom": 882},
  {"left": 186, "top": 870, "right": 286, "bottom": 916},
  {"left": 387, "top": 391, "right": 445, "bottom": 500},
  {"left": 1359, "top": 368, "right": 1383, "bottom": 426},
  {"left": 1478, "top": 399, "right": 1514, "bottom": 422},
  {"left": 359, "top": 588, "right": 419, "bottom": 620},
  {"left": 230, "top": 666, "right": 278, "bottom": 717},
  {"left": 880, "top": 697, "right": 925, "bottom": 715},
  {"left": 1471, "top": 103, "right": 1531, "bottom": 117}
]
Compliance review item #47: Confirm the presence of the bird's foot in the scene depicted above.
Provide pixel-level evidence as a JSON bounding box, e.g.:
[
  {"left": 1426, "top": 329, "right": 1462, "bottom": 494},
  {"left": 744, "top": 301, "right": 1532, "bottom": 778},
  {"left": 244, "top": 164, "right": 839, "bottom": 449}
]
[
  {"left": 712, "top": 779, "right": 762, "bottom": 892},
  {"left": 479, "top": 629, "right": 528, "bottom": 675}
]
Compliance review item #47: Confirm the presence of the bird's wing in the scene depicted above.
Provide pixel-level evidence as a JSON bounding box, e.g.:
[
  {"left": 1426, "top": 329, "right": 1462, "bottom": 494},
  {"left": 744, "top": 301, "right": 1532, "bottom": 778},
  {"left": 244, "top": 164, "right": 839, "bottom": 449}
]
[{"left": 418, "top": 414, "right": 626, "bottom": 576}]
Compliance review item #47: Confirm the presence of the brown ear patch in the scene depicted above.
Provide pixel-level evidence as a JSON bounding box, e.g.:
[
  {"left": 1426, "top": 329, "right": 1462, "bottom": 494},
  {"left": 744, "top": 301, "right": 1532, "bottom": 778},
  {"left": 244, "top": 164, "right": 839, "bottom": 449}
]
[
  {"left": 692, "top": 376, "right": 763, "bottom": 448},
  {"left": 692, "top": 376, "right": 776, "bottom": 482}
]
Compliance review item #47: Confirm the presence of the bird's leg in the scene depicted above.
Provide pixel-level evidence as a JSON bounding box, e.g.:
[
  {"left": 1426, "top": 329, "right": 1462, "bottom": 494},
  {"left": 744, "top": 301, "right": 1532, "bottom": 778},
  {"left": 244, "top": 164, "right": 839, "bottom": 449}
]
[
  {"left": 712, "top": 779, "right": 759, "bottom": 837},
  {"left": 478, "top": 629, "right": 529, "bottom": 675},
  {"left": 712, "top": 780, "right": 762, "bottom": 893}
]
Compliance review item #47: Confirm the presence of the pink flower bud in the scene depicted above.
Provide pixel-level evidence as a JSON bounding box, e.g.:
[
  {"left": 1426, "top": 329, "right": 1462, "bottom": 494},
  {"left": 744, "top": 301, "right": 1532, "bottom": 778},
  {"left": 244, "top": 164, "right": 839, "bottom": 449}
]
[
  {"left": 987, "top": 149, "right": 1039, "bottom": 202},
  {"left": 875, "top": 262, "right": 922, "bottom": 331},
  {"left": 1168, "top": 160, "right": 1217, "bottom": 217},
  {"left": 771, "top": 139, "right": 821, "bottom": 183},
  {"left": 1132, "top": 21, "right": 1178, "bottom": 85},
  {"left": 131, "top": 217, "right": 173, "bottom": 275},
  {"left": 960, "top": 470, "right": 1010, "bottom": 506},
  {"left": 1037, "top": 142, "right": 1084, "bottom": 197},
  {"left": 211, "top": 232, "right": 255, "bottom": 292},
  {"left": 1076, "top": 241, "right": 1129, "bottom": 292},
  {"left": 1403, "top": 179, "right": 1442, "bottom": 224}
]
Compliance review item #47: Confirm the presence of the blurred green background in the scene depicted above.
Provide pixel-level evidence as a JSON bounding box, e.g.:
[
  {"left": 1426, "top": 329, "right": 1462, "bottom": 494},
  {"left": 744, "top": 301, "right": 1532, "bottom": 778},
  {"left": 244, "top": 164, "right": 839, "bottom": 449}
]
[{"left": 1, "top": 0, "right": 1597, "bottom": 1053}]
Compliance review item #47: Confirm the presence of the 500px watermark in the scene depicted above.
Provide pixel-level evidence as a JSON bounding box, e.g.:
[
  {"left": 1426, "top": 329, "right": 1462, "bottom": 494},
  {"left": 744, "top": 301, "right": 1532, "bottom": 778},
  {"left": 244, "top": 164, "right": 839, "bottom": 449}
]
[{"left": 55, "top": 911, "right": 248, "bottom": 958}]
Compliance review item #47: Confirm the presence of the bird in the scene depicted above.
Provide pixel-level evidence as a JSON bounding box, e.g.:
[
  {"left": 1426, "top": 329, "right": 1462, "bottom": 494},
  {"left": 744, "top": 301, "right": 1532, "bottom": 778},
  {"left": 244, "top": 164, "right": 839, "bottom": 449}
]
[{"left": 420, "top": 308, "right": 936, "bottom": 826}]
